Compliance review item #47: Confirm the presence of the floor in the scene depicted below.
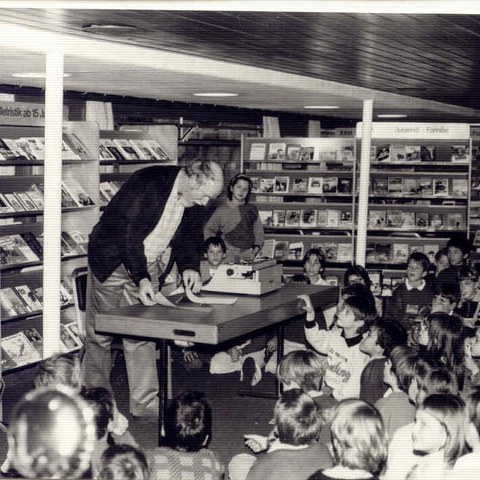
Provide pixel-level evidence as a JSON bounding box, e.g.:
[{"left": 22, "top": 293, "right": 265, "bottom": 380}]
[{"left": 0, "top": 348, "right": 278, "bottom": 471}]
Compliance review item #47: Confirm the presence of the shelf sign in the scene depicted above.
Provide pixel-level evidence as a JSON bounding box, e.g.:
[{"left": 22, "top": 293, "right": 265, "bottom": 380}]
[
  {"left": 334, "top": 127, "right": 355, "bottom": 137},
  {"left": 0, "top": 101, "right": 66, "bottom": 127},
  {"left": 356, "top": 122, "right": 470, "bottom": 140}
]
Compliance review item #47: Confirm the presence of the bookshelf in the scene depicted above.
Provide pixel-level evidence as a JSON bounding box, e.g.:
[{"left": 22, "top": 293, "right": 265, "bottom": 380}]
[
  {"left": 356, "top": 122, "right": 472, "bottom": 285},
  {"left": 470, "top": 127, "right": 480, "bottom": 244},
  {"left": 0, "top": 118, "right": 97, "bottom": 377},
  {"left": 241, "top": 136, "right": 357, "bottom": 284}
]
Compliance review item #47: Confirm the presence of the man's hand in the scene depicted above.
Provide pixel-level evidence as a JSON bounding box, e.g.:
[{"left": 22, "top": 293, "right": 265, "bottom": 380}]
[
  {"left": 297, "top": 294, "right": 315, "bottom": 316},
  {"left": 138, "top": 278, "right": 156, "bottom": 306},
  {"left": 244, "top": 434, "right": 269, "bottom": 453},
  {"left": 182, "top": 269, "right": 202, "bottom": 293}
]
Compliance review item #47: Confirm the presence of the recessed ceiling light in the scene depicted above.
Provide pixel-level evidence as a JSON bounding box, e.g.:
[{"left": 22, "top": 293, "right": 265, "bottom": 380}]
[
  {"left": 193, "top": 93, "right": 238, "bottom": 97},
  {"left": 12, "top": 72, "right": 72, "bottom": 78},
  {"left": 377, "top": 114, "right": 408, "bottom": 118},
  {"left": 82, "top": 24, "right": 138, "bottom": 33},
  {"left": 304, "top": 105, "right": 339, "bottom": 109}
]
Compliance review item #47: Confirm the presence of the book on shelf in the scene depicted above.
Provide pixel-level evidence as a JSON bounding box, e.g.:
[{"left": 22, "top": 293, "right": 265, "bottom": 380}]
[
  {"left": 274, "top": 176, "right": 289, "bottom": 193},
  {"left": 14, "top": 191, "right": 38, "bottom": 211},
  {"left": 257, "top": 239, "right": 276, "bottom": 259},
  {"left": 375, "top": 144, "right": 391, "bottom": 162},
  {"left": 326, "top": 209, "right": 340, "bottom": 227},
  {"left": 405, "top": 145, "right": 421, "bottom": 162},
  {"left": 0, "top": 138, "right": 18, "bottom": 160},
  {"left": 308, "top": 177, "right": 323, "bottom": 194},
  {"left": 61, "top": 231, "right": 87, "bottom": 256},
  {"left": 390, "top": 144, "right": 406, "bottom": 162},
  {"left": 417, "top": 178, "right": 433, "bottom": 196},
  {"left": 288, "top": 241, "right": 304, "bottom": 261},
  {"left": 315, "top": 210, "right": 327, "bottom": 227},
  {"left": 249, "top": 143, "right": 267, "bottom": 161},
  {"left": 128, "top": 139, "right": 157, "bottom": 161},
  {"left": 59, "top": 282, "right": 73, "bottom": 306},
  {"left": 300, "top": 209, "right": 317, "bottom": 227},
  {"left": 393, "top": 243, "right": 409, "bottom": 263},
  {"left": 291, "top": 177, "right": 308, "bottom": 193},
  {"left": 399, "top": 211, "right": 416, "bottom": 229},
  {"left": 1, "top": 331, "right": 42, "bottom": 368},
  {"left": 402, "top": 178, "right": 418, "bottom": 195},
  {"left": 99, "top": 181, "right": 119, "bottom": 203},
  {"left": 285, "top": 209, "right": 300, "bottom": 227},
  {"left": 300, "top": 146, "right": 315, "bottom": 162},
  {"left": 113, "top": 139, "right": 141, "bottom": 161},
  {"left": 62, "top": 179, "right": 95, "bottom": 207},
  {"left": 24, "top": 187, "right": 44, "bottom": 210},
  {"left": 272, "top": 210, "right": 286, "bottom": 227},
  {"left": 388, "top": 177, "right": 403, "bottom": 195},
  {"left": 285, "top": 144, "right": 301, "bottom": 162},
  {"left": 251, "top": 177, "right": 261, "bottom": 194},
  {"left": 429, "top": 213, "right": 444, "bottom": 230},
  {"left": 61, "top": 183, "right": 80, "bottom": 208},
  {"left": 420, "top": 145, "right": 436, "bottom": 162},
  {"left": 338, "top": 178, "right": 352, "bottom": 194},
  {"left": 267, "top": 142, "right": 286, "bottom": 161},
  {"left": 66, "top": 322, "right": 83, "bottom": 346},
  {"left": 100, "top": 138, "right": 126, "bottom": 161},
  {"left": 259, "top": 178, "right": 274, "bottom": 193},
  {"left": 452, "top": 179, "right": 468, "bottom": 197},
  {"left": 23, "top": 327, "right": 43, "bottom": 356},
  {"left": 323, "top": 243, "right": 338, "bottom": 261},
  {"left": 446, "top": 213, "right": 465, "bottom": 230},
  {"left": 0, "top": 194, "right": 15, "bottom": 213},
  {"left": 274, "top": 240, "right": 289, "bottom": 261},
  {"left": 340, "top": 210, "right": 353, "bottom": 227},
  {"left": 15, "top": 284, "right": 42, "bottom": 312},
  {"left": 341, "top": 146, "right": 355, "bottom": 162},
  {"left": 0, "top": 234, "right": 40, "bottom": 265},
  {"left": 63, "top": 132, "right": 90, "bottom": 159},
  {"left": 99, "top": 141, "right": 116, "bottom": 160},
  {"left": 433, "top": 178, "right": 449, "bottom": 196},
  {"left": 16, "top": 137, "right": 45, "bottom": 160},
  {"left": 372, "top": 178, "right": 388, "bottom": 196},
  {"left": 19, "top": 232, "right": 43, "bottom": 259},
  {"left": 318, "top": 150, "right": 337, "bottom": 162},
  {"left": 2, "top": 138, "right": 28, "bottom": 160},
  {"left": 385, "top": 210, "right": 402, "bottom": 229},
  {"left": 409, "top": 245, "right": 424, "bottom": 254},
  {"left": 0, "top": 287, "right": 30, "bottom": 317},
  {"left": 322, "top": 177, "right": 338, "bottom": 194},
  {"left": 337, "top": 243, "right": 353, "bottom": 262},
  {"left": 424, "top": 244, "right": 440, "bottom": 263},
  {"left": 451, "top": 145, "right": 469, "bottom": 163},
  {"left": 4, "top": 192, "right": 26, "bottom": 212},
  {"left": 141, "top": 139, "right": 169, "bottom": 161},
  {"left": 369, "top": 210, "right": 386, "bottom": 228},
  {"left": 259, "top": 210, "right": 273, "bottom": 226},
  {"left": 375, "top": 243, "right": 392, "bottom": 263}
]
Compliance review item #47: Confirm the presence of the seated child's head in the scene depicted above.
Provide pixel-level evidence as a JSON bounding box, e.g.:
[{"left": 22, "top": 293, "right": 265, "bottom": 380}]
[
  {"left": 446, "top": 236, "right": 472, "bottom": 266},
  {"left": 163, "top": 390, "right": 211, "bottom": 452},
  {"left": 415, "top": 368, "right": 460, "bottom": 405},
  {"left": 277, "top": 349, "right": 325, "bottom": 393},
  {"left": 465, "top": 386, "right": 480, "bottom": 452},
  {"left": 432, "top": 283, "right": 461, "bottom": 314},
  {"left": 359, "top": 318, "right": 407, "bottom": 358},
  {"left": 383, "top": 344, "right": 417, "bottom": 393},
  {"left": 330, "top": 399, "right": 387, "bottom": 475},
  {"left": 405, "top": 252, "right": 430, "bottom": 286},
  {"left": 412, "top": 393, "right": 467, "bottom": 465},
  {"left": 228, "top": 173, "right": 253, "bottom": 204},
  {"left": 336, "top": 295, "right": 377, "bottom": 336},
  {"left": 467, "top": 325, "right": 480, "bottom": 358},
  {"left": 81, "top": 387, "right": 115, "bottom": 442},
  {"left": 273, "top": 389, "right": 323, "bottom": 446},
  {"left": 458, "top": 266, "right": 479, "bottom": 302},
  {"left": 7, "top": 386, "right": 96, "bottom": 479},
  {"left": 302, "top": 248, "right": 326, "bottom": 280},
  {"left": 339, "top": 283, "right": 376, "bottom": 315},
  {"left": 203, "top": 236, "right": 226, "bottom": 268},
  {"left": 435, "top": 248, "right": 449, "bottom": 275},
  {"left": 33, "top": 352, "right": 83, "bottom": 391},
  {"left": 344, "top": 265, "right": 372, "bottom": 290},
  {"left": 98, "top": 444, "right": 149, "bottom": 480}
]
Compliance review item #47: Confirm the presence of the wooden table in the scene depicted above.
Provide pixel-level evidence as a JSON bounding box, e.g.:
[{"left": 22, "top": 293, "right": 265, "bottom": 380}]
[{"left": 95, "top": 284, "right": 337, "bottom": 441}]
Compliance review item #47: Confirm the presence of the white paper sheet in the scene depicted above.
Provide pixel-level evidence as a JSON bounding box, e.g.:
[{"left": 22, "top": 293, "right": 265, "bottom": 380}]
[
  {"left": 154, "top": 291, "right": 211, "bottom": 312},
  {"left": 186, "top": 287, "right": 237, "bottom": 305}
]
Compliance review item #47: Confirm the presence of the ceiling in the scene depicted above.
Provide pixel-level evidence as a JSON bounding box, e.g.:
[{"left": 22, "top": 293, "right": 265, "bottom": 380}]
[{"left": 1, "top": 8, "right": 480, "bottom": 123}]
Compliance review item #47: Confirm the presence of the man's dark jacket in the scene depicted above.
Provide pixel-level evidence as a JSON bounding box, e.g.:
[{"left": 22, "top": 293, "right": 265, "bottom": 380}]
[{"left": 88, "top": 166, "right": 206, "bottom": 285}]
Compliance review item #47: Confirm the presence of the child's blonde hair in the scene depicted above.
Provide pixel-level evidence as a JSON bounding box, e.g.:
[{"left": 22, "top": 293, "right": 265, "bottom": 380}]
[
  {"left": 277, "top": 349, "right": 325, "bottom": 392},
  {"left": 418, "top": 393, "right": 467, "bottom": 465},
  {"left": 34, "top": 352, "right": 82, "bottom": 391},
  {"left": 98, "top": 444, "right": 149, "bottom": 480},
  {"left": 330, "top": 399, "right": 387, "bottom": 475}
]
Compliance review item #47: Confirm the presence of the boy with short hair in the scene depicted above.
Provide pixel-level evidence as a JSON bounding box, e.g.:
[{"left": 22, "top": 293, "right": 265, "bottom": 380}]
[
  {"left": 435, "top": 235, "right": 472, "bottom": 289},
  {"left": 431, "top": 282, "right": 461, "bottom": 315},
  {"left": 454, "top": 266, "right": 480, "bottom": 326},
  {"left": 359, "top": 318, "right": 407, "bottom": 405},
  {"left": 201, "top": 236, "right": 226, "bottom": 283},
  {"left": 383, "top": 252, "right": 434, "bottom": 330},
  {"left": 301, "top": 294, "right": 377, "bottom": 400}
]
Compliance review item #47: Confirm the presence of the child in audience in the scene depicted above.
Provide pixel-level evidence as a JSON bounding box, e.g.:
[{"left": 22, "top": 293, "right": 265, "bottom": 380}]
[
  {"left": 407, "top": 393, "right": 467, "bottom": 480},
  {"left": 434, "top": 248, "right": 450, "bottom": 277},
  {"left": 308, "top": 399, "right": 388, "bottom": 480},
  {"left": 344, "top": 264, "right": 383, "bottom": 316},
  {"left": 229, "top": 389, "right": 332, "bottom": 480},
  {"left": 200, "top": 236, "right": 226, "bottom": 283},
  {"left": 146, "top": 390, "right": 223, "bottom": 480},
  {"left": 417, "top": 312, "right": 466, "bottom": 390},
  {"left": 375, "top": 345, "right": 416, "bottom": 439},
  {"left": 359, "top": 318, "right": 407, "bottom": 405},
  {"left": 33, "top": 352, "right": 137, "bottom": 447},
  {"left": 98, "top": 444, "right": 149, "bottom": 480},
  {"left": 81, "top": 387, "right": 117, "bottom": 478},
  {"left": 302, "top": 293, "right": 377, "bottom": 400},
  {"left": 435, "top": 236, "right": 472, "bottom": 289},
  {"left": 431, "top": 283, "right": 461, "bottom": 315},
  {"left": 383, "top": 252, "right": 434, "bottom": 330},
  {"left": 204, "top": 173, "right": 264, "bottom": 263},
  {"left": 302, "top": 248, "right": 330, "bottom": 285},
  {"left": 5, "top": 386, "right": 96, "bottom": 479},
  {"left": 455, "top": 266, "right": 480, "bottom": 326}
]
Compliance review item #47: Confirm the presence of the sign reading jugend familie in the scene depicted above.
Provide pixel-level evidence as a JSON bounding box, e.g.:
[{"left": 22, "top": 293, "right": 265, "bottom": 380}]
[{"left": 356, "top": 122, "right": 470, "bottom": 140}]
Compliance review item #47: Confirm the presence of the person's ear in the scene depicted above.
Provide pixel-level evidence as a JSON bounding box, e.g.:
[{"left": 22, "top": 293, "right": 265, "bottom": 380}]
[
  {"left": 354, "top": 320, "right": 365, "bottom": 332},
  {"left": 421, "top": 270, "right": 427, "bottom": 278}
]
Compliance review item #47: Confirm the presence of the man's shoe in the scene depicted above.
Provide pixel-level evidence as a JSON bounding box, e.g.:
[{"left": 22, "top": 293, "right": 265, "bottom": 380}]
[{"left": 241, "top": 357, "right": 257, "bottom": 386}]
